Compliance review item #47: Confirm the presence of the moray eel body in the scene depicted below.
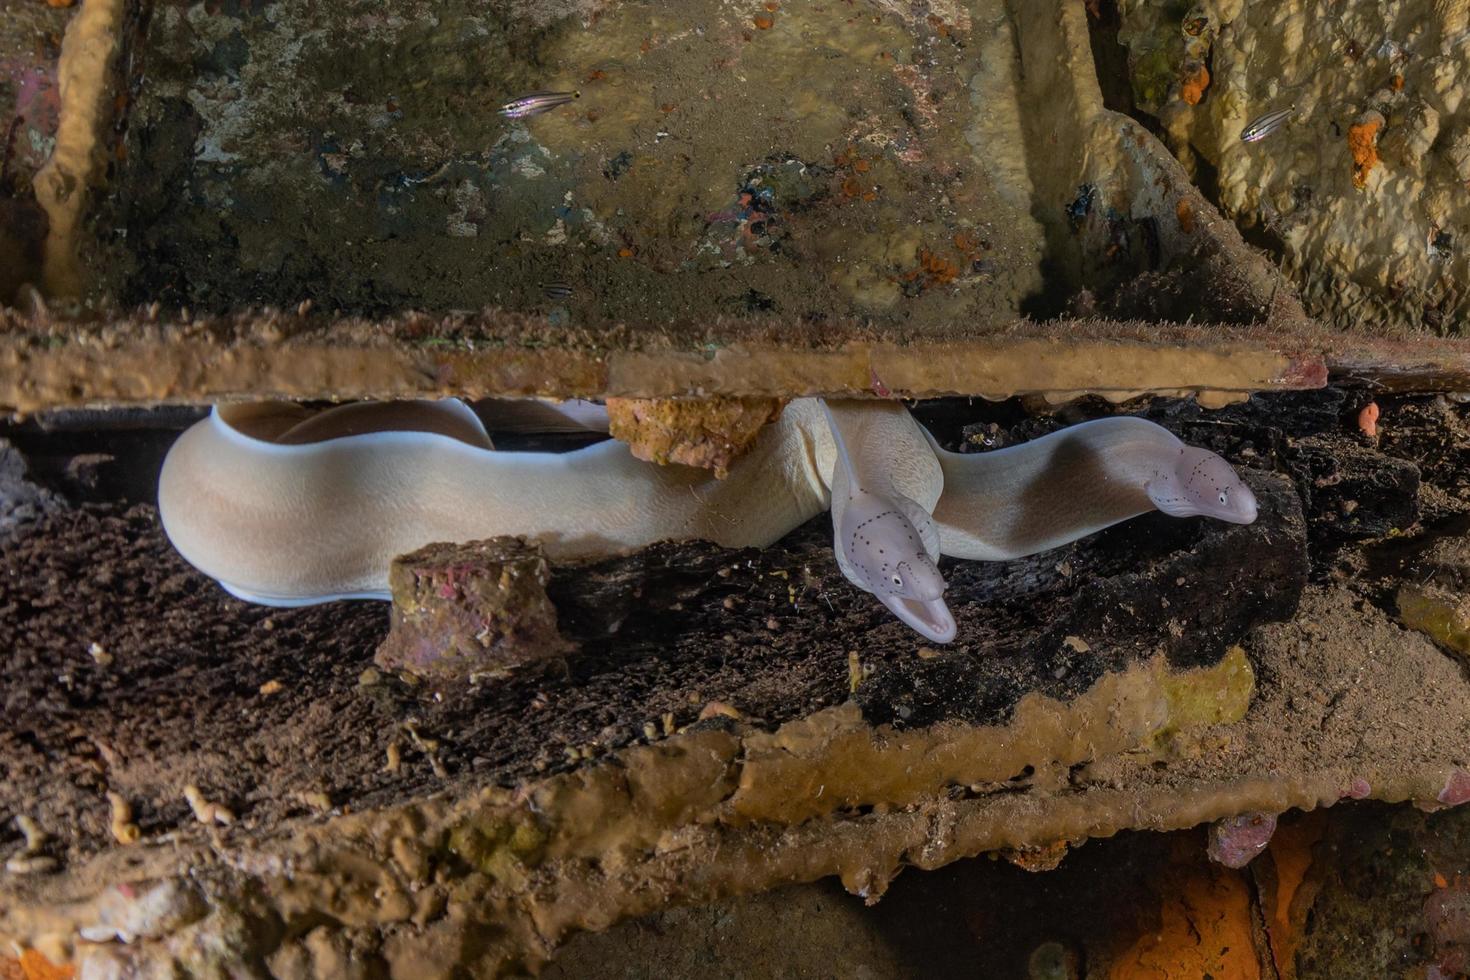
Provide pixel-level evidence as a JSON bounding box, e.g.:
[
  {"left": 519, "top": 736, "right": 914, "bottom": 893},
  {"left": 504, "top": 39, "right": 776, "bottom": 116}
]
[
  {"left": 158, "top": 398, "right": 940, "bottom": 609},
  {"left": 158, "top": 398, "right": 1257, "bottom": 640},
  {"left": 922, "top": 417, "right": 1257, "bottom": 562}
]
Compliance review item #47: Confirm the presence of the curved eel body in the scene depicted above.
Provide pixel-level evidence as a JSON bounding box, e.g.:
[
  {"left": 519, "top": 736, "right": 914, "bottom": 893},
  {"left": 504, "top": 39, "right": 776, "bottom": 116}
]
[
  {"left": 158, "top": 398, "right": 1256, "bottom": 640},
  {"left": 158, "top": 398, "right": 942, "bottom": 608},
  {"left": 922, "top": 417, "right": 1257, "bottom": 562}
]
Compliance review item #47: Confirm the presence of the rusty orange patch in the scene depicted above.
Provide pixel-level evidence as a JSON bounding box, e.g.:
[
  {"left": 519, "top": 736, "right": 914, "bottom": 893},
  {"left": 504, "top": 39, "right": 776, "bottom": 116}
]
[
  {"left": 4, "top": 951, "right": 75, "bottom": 980},
  {"left": 1349, "top": 118, "right": 1382, "bottom": 189},
  {"left": 1181, "top": 63, "right": 1211, "bottom": 106},
  {"left": 753, "top": 13, "right": 774, "bottom": 29},
  {"left": 1264, "top": 810, "right": 1328, "bottom": 978},
  {"left": 1175, "top": 199, "right": 1196, "bottom": 233},
  {"left": 1108, "top": 859, "right": 1261, "bottom": 980},
  {"left": 916, "top": 247, "right": 960, "bottom": 285}
]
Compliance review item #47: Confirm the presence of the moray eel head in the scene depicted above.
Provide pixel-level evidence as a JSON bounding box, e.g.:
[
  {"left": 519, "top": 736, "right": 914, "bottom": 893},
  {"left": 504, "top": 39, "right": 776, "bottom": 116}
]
[
  {"left": 1146, "top": 446, "right": 1259, "bottom": 525},
  {"left": 837, "top": 493, "right": 957, "bottom": 643}
]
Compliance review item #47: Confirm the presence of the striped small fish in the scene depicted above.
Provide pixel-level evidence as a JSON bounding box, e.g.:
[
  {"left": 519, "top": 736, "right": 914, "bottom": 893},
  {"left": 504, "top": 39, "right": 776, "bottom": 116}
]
[
  {"left": 500, "top": 90, "right": 580, "bottom": 120},
  {"left": 1240, "top": 104, "right": 1296, "bottom": 143},
  {"left": 541, "top": 281, "right": 574, "bottom": 300}
]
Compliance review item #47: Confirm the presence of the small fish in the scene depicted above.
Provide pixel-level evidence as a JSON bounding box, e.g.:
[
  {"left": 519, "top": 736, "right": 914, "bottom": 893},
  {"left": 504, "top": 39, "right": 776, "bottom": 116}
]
[
  {"left": 541, "top": 281, "right": 573, "bottom": 300},
  {"left": 500, "top": 90, "right": 580, "bottom": 120},
  {"left": 1240, "top": 105, "right": 1296, "bottom": 143}
]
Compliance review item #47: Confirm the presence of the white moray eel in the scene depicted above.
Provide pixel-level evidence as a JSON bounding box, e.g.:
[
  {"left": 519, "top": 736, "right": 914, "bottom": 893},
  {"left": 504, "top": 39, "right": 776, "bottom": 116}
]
[
  {"left": 157, "top": 398, "right": 945, "bottom": 623},
  {"left": 158, "top": 397, "right": 1257, "bottom": 643},
  {"left": 923, "top": 416, "right": 1258, "bottom": 562}
]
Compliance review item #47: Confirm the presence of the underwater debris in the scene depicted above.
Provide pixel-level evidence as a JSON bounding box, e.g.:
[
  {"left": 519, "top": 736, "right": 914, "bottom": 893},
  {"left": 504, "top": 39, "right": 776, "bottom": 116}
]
[
  {"left": 1358, "top": 401, "right": 1380, "bottom": 440},
  {"left": 375, "top": 537, "right": 571, "bottom": 679},
  {"left": 107, "top": 792, "right": 141, "bottom": 845},
  {"left": 602, "top": 150, "right": 633, "bottom": 181},
  {"left": 1207, "top": 810, "right": 1277, "bottom": 868},
  {"left": 4, "top": 814, "right": 56, "bottom": 876},
  {"left": 183, "top": 785, "right": 235, "bottom": 826},
  {"left": 1065, "top": 184, "right": 1096, "bottom": 229},
  {"left": 1428, "top": 226, "right": 1454, "bottom": 260},
  {"left": 1180, "top": 61, "right": 1210, "bottom": 105},
  {"left": 899, "top": 246, "right": 962, "bottom": 295},
  {"left": 78, "top": 880, "right": 207, "bottom": 945}
]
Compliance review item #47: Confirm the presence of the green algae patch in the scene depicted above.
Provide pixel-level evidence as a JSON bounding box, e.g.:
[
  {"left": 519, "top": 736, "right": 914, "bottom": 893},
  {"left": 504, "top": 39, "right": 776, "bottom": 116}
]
[
  {"left": 1398, "top": 583, "right": 1470, "bottom": 660},
  {"left": 1153, "top": 644, "right": 1257, "bottom": 743},
  {"left": 448, "top": 813, "right": 549, "bottom": 888},
  {"left": 728, "top": 650, "right": 1260, "bottom": 827}
]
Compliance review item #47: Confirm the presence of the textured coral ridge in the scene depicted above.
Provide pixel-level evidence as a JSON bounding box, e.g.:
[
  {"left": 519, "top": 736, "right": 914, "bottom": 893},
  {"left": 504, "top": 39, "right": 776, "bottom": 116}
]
[
  {"left": 606, "top": 396, "right": 784, "bottom": 476},
  {"left": 1120, "top": 0, "right": 1470, "bottom": 333},
  {"left": 0, "top": 306, "right": 1328, "bottom": 411}
]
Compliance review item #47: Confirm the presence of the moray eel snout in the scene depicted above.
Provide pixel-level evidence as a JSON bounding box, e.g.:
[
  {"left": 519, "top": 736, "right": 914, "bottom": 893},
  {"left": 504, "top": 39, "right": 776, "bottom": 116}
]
[
  {"left": 850, "top": 519, "right": 955, "bottom": 644},
  {"left": 876, "top": 590, "right": 957, "bottom": 644}
]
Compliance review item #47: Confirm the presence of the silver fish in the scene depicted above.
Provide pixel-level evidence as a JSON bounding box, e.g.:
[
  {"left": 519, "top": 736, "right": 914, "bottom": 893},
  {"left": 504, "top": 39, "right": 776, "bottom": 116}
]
[
  {"left": 541, "top": 281, "right": 573, "bottom": 300},
  {"left": 500, "top": 90, "right": 580, "bottom": 119},
  {"left": 1240, "top": 104, "right": 1296, "bottom": 143}
]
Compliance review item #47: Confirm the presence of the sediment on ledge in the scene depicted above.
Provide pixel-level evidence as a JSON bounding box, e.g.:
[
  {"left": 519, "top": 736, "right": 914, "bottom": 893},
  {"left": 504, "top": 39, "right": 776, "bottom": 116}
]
[
  {"left": 0, "top": 311, "right": 1333, "bottom": 413},
  {"left": 4, "top": 582, "right": 1468, "bottom": 977}
]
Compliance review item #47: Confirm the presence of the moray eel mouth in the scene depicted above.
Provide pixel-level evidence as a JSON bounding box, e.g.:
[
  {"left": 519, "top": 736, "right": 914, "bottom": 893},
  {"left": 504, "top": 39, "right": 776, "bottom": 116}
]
[{"left": 876, "top": 592, "right": 957, "bottom": 644}]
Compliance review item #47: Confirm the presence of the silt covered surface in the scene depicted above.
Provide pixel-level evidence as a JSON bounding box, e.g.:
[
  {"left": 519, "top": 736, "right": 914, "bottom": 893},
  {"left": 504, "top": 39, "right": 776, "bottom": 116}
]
[
  {"left": 56, "top": 0, "right": 1299, "bottom": 338},
  {"left": 95, "top": 0, "right": 1049, "bottom": 324}
]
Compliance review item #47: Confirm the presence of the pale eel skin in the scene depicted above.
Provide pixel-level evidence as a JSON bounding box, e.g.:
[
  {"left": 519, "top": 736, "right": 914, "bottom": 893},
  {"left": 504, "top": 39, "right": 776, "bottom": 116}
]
[
  {"left": 923, "top": 417, "right": 1258, "bottom": 561},
  {"left": 157, "top": 398, "right": 940, "bottom": 610},
  {"left": 158, "top": 398, "right": 1257, "bottom": 642},
  {"left": 821, "top": 401, "right": 954, "bottom": 643}
]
